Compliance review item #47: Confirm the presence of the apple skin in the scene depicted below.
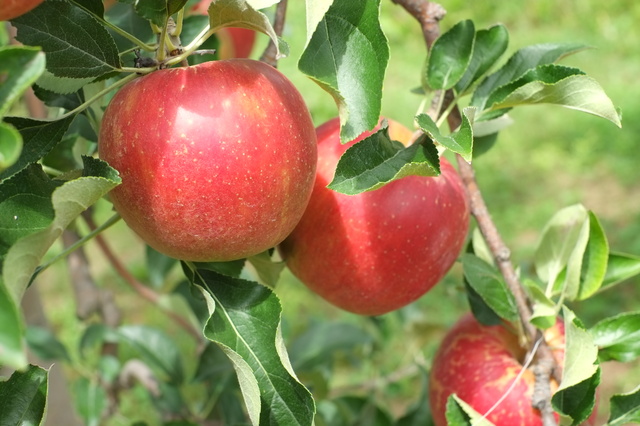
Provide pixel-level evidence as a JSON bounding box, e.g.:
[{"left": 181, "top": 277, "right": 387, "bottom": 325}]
[
  {"left": 279, "top": 118, "right": 470, "bottom": 316},
  {"left": 428, "top": 313, "right": 596, "bottom": 426},
  {"left": 0, "top": 0, "right": 44, "bottom": 21},
  {"left": 192, "top": 0, "right": 256, "bottom": 59},
  {"left": 99, "top": 59, "right": 317, "bottom": 262}
]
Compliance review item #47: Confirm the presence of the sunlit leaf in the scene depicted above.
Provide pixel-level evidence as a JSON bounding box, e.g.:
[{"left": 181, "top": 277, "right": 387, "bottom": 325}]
[
  {"left": 207, "top": 0, "right": 288, "bottom": 58},
  {"left": 455, "top": 24, "right": 509, "bottom": 94},
  {"left": 591, "top": 312, "right": 640, "bottom": 362},
  {"left": 2, "top": 157, "right": 121, "bottom": 305},
  {"left": 471, "top": 42, "right": 588, "bottom": 112},
  {"left": 0, "top": 365, "right": 48, "bottom": 424},
  {"left": 299, "top": 0, "right": 388, "bottom": 143},
  {"left": 600, "top": 252, "right": 640, "bottom": 291},
  {"left": 327, "top": 127, "right": 439, "bottom": 195},
  {"left": 523, "top": 278, "right": 558, "bottom": 330},
  {"left": 578, "top": 211, "right": 609, "bottom": 300},
  {"left": 415, "top": 107, "right": 475, "bottom": 162},
  {"left": 247, "top": 250, "right": 285, "bottom": 288},
  {"left": 0, "top": 279, "right": 27, "bottom": 369},
  {"left": 534, "top": 204, "right": 589, "bottom": 298},
  {"left": 425, "top": 20, "right": 475, "bottom": 90},
  {"left": 445, "top": 394, "right": 495, "bottom": 426},
  {"left": 552, "top": 306, "right": 599, "bottom": 424},
  {"left": 0, "top": 123, "right": 22, "bottom": 172}
]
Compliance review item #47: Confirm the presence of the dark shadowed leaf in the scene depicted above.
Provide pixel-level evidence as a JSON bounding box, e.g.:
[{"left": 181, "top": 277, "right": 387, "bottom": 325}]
[
  {"left": 425, "top": 20, "right": 475, "bottom": 90},
  {"left": 0, "top": 364, "right": 48, "bottom": 424},
  {"left": 299, "top": 0, "right": 388, "bottom": 143},
  {"left": 552, "top": 367, "right": 600, "bottom": 425},
  {"left": 118, "top": 325, "right": 185, "bottom": 384},
  {"left": 12, "top": 0, "right": 121, "bottom": 79},
  {"left": 25, "top": 325, "right": 71, "bottom": 362},
  {"left": 186, "top": 266, "right": 314, "bottom": 426},
  {"left": 0, "top": 116, "right": 75, "bottom": 180},
  {"left": 455, "top": 25, "right": 509, "bottom": 94},
  {"left": 591, "top": 312, "right": 640, "bottom": 362},
  {"left": 328, "top": 127, "right": 439, "bottom": 195}
]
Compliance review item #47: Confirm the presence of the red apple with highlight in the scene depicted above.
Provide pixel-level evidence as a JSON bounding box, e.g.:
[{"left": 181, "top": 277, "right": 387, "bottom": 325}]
[
  {"left": 99, "top": 59, "right": 317, "bottom": 262},
  {"left": 279, "top": 118, "right": 470, "bottom": 316},
  {"left": 428, "top": 313, "right": 597, "bottom": 426}
]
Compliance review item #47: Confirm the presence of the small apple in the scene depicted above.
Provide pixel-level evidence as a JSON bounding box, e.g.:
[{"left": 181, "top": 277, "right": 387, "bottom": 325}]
[
  {"left": 428, "top": 313, "right": 597, "bottom": 426},
  {"left": 279, "top": 118, "right": 470, "bottom": 316},
  {"left": 1, "top": 0, "right": 44, "bottom": 21},
  {"left": 99, "top": 59, "right": 317, "bottom": 262},
  {"left": 191, "top": 0, "right": 256, "bottom": 59}
]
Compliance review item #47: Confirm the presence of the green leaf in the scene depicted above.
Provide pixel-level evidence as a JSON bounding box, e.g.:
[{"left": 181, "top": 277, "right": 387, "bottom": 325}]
[
  {"left": 146, "top": 245, "right": 178, "bottom": 289},
  {"left": 445, "top": 394, "right": 495, "bottom": 426},
  {"left": 455, "top": 24, "right": 509, "bottom": 94},
  {"left": 471, "top": 42, "right": 588, "bottom": 112},
  {"left": 26, "top": 325, "right": 71, "bottom": 362},
  {"left": 2, "top": 157, "right": 121, "bottom": 305},
  {"left": 187, "top": 267, "right": 315, "bottom": 426},
  {"left": 425, "top": 20, "right": 475, "bottom": 90},
  {"left": 591, "top": 312, "right": 640, "bottom": 362},
  {"left": 327, "top": 127, "right": 439, "bottom": 195},
  {"left": 0, "top": 364, "right": 48, "bottom": 425},
  {"left": 299, "top": 0, "right": 388, "bottom": 143},
  {"left": 534, "top": 204, "right": 590, "bottom": 298},
  {"left": 578, "top": 211, "right": 609, "bottom": 300},
  {"left": 118, "top": 325, "right": 185, "bottom": 385},
  {"left": 415, "top": 107, "right": 475, "bottom": 162},
  {"left": 35, "top": 70, "right": 96, "bottom": 95},
  {"left": 0, "top": 278, "right": 27, "bottom": 369},
  {"left": 489, "top": 72, "right": 621, "bottom": 127},
  {"left": 396, "top": 367, "right": 435, "bottom": 426},
  {"left": 0, "top": 46, "right": 45, "bottom": 118},
  {"left": 606, "top": 385, "right": 640, "bottom": 426},
  {"left": 247, "top": 250, "right": 285, "bottom": 288},
  {"left": 74, "top": 377, "right": 107, "bottom": 426},
  {"left": 523, "top": 279, "right": 558, "bottom": 330},
  {"left": 207, "top": 0, "right": 288, "bottom": 59},
  {"left": 0, "top": 123, "right": 22, "bottom": 172},
  {"left": 553, "top": 306, "right": 599, "bottom": 424},
  {"left": 322, "top": 396, "right": 394, "bottom": 426},
  {"left": 289, "top": 321, "right": 373, "bottom": 372},
  {"left": 462, "top": 254, "right": 519, "bottom": 323},
  {"left": 304, "top": 0, "right": 333, "bottom": 44},
  {"left": 0, "top": 116, "right": 75, "bottom": 180},
  {"left": 601, "top": 252, "right": 640, "bottom": 291},
  {"left": 32, "top": 84, "right": 85, "bottom": 111},
  {"left": 12, "top": 0, "right": 121, "bottom": 79},
  {"left": 79, "top": 323, "right": 118, "bottom": 358}
]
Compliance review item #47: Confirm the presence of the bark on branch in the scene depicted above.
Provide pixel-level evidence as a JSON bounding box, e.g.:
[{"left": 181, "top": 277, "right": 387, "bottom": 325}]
[{"left": 259, "top": 0, "right": 288, "bottom": 67}]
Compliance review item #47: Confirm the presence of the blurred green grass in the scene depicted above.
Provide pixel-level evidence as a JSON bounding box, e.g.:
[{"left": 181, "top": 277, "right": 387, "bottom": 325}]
[{"left": 34, "top": 0, "right": 640, "bottom": 423}]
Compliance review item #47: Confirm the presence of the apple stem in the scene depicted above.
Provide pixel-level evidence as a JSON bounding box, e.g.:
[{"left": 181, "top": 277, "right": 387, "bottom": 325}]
[
  {"left": 259, "top": 0, "right": 288, "bottom": 67},
  {"left": 391, "top": 0, "right": 562, "bottom": 424}
]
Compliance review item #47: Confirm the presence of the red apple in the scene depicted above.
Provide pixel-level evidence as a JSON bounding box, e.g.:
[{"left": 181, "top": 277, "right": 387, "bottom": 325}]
[
  {"left": 428, "top": 313, "right": 596, "bottom": 426},
  {"left": 99, "top": 59, "right": 317, "bottom": 262},
  {"left": 279, "top": 118, "right": 470, "bottom": 316},
  {"left": 191, "top": 0, "right": 256, "bottom": 59},
  {"left": 0, "top": 0, "right": 44, "bottom": 21}
]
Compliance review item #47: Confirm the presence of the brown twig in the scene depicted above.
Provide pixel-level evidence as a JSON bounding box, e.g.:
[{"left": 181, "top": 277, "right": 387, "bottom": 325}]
[
  {"left": 82, "top": 213, "right": 203, "bottom": 343},
  {"left": 391, "top": 0, "right": 561, "bottom": 423},
  {"left": 259, "top": 0, "right": 287, "bottom": 67}
]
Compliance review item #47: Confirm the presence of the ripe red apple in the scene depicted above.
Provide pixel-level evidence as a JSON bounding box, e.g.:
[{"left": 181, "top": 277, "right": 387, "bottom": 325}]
[
  {"left": 191, "top": 0, "right": 256, "bottom": 59},
  {"left": 428, "top": 313, "right": 597, "bottom": 426},
  {"left": 99, "top": 59, "right": 317, "bottom": 262},
  {"left": 0, "top": 0, "right": 44, "bottom": 21},
  {"left": 279, "top": 118, "right": 470, "bottom": 316}
]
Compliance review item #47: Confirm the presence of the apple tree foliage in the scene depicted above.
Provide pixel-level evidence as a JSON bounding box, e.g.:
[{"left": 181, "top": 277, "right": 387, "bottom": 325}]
[{"left": 1, "top": 0, "right": 639, "bottom": 425}]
